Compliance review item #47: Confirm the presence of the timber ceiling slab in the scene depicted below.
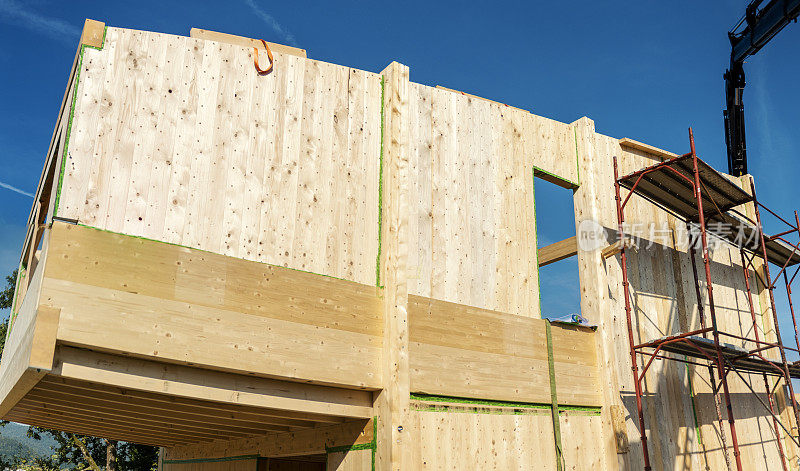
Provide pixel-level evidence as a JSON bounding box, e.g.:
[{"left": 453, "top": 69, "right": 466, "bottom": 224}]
[{"left": 5, "top": 374, "right": 351, "bottom": 447}]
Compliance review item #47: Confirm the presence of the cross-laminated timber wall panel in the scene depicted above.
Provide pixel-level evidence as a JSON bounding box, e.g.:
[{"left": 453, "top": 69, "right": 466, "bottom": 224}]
[
  {"left": 56, "top": 26, "right": 381, "bottom": 286},
  {"left": 406, "top": 83, "right": 580, "bottom": 319}
]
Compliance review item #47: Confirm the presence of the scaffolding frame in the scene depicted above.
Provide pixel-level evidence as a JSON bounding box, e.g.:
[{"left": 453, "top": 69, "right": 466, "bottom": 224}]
[{"left": 612, "top": 129, "right": 800, "bottom": 471}]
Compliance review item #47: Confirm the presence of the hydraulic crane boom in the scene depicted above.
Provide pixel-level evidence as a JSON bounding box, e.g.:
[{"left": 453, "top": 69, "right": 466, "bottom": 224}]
[{"left": 724, "top": 0, "right": 800, "bottom": 176}]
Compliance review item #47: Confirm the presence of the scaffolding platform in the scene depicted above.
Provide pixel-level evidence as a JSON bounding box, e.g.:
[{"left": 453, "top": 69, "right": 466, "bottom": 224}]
[
  {"left": 643, "top": 333, "right": 800, "bottom": 378},
  {"left": 617, "top": 154, "right": 800, "bottom": 267},
  {"left": 613, "top": 130, "right": 800, "bottom": 471}
]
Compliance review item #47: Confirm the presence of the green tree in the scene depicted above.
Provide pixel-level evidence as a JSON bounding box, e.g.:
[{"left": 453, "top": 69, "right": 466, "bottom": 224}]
[
  {"left": 0, "top": 269, "right": 15, "bottom": 310},
  {"left": 1, "top": 270, "right": 17, "bottom": 469},
  {"left": 1, "top": 270, "right": 19, "bottom": 429},
  {"left": 0, "top": 269, "right": 15, "bottom": 356},
  {"left": 26, "top": 428, "right": 158, "bottom": 470}
]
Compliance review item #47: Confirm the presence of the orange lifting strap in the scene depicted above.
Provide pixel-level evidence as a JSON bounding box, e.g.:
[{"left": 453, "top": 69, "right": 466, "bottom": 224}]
[{"left": 254, "top": 39, "right": 274, "bottom": 74}]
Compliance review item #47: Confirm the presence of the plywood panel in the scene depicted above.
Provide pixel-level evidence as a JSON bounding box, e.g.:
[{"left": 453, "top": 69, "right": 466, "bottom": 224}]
[{"left": 58, "top": 27, "right": 381, "bottom": 286}]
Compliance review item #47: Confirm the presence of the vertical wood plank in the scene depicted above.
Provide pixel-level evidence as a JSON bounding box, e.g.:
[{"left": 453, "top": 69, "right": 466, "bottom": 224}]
[
  {"left": 63, "top": 39, "right": 111, "bottom": 222},
  {"left": 162, "top": 37, "right": 203, "bottom": 245},
  {"left": 122, "top": 32, "right": 167, "bottom": 237},
  {"left": 144, "top": 34, "right": 187, "bottom": 241}
]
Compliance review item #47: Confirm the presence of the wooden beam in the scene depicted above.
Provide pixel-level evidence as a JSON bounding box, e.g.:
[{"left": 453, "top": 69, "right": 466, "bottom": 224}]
[
  {"left": 0, "top": 236, "right": 52, "bottom": 418},
  {"left": 51, "top": 347, "right": 374, "bottom": 420},
  {"left": 189, "top": 27, "right": 306, "bottom": 58},
  {"left": 27, "top": 306, "right": 59, "bottom": 370},
  {"left": 600, "top": 239, "right": 635, "bottom": 260},
  {"left": 538, "top": 236, "right": 578, "bottom": 267},
  {"left": 21, "top": 16, "right": 87, "bottom": 240}
]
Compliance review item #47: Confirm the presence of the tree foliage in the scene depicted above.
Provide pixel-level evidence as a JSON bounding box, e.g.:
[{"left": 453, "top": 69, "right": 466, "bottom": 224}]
[
  {"left": 0, "top": 269, "right": 15, "bottom": 357},
  {"left": 0, "top": 269, "right": 15, "bottom": 311},
  {"left": 1, "top": 270, "right": 13, "bottom": 433},
  {"left": 25, "top": 428, "right": 158, "bottom": 471}
]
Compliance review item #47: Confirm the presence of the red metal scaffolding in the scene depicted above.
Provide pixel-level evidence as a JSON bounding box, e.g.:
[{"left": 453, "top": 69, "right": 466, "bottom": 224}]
[{"left": 612, "top": 129, "right": 800, "bottom": 471}]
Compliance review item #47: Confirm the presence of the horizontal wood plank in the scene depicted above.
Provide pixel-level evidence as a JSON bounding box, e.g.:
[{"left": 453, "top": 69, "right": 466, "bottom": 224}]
[
  {"left": 42, "top": 222, "right": 383, "bottom": 390},
  {"left": 408, "top": 295, "right": 601, "bottom": 406}
]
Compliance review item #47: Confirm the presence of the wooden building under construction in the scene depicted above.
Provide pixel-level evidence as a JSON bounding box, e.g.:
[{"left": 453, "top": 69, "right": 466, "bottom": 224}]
[{"left": 2, "top": 19, "right": 800, "bottom": 470}]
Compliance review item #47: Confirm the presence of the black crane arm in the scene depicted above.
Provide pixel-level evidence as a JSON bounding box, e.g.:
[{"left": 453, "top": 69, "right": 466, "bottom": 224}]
[{"left": 724, "top": 0, "right": 800, "bottom": 176}]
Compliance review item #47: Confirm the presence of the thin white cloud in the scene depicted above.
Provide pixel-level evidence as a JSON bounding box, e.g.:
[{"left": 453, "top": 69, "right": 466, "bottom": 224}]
[
  {"left": 0, "top": 181, "right": 33, "bottom": 198},
  {"left": 0, "top": 0, "right": 80, "bottom": 44},
  {"left": 243, "top": 0, "right": 298, "bottom": 47}
]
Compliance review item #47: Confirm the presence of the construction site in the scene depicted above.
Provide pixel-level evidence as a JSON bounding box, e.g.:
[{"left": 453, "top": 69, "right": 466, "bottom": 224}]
[{"left": 1, "top": 3, "right": 800, "bottom": 470}]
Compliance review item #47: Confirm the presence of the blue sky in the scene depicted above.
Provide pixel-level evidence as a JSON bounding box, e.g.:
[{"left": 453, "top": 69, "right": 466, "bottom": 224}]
[{"left": 0, "top": 0, "right": 799, "bottom": 343}]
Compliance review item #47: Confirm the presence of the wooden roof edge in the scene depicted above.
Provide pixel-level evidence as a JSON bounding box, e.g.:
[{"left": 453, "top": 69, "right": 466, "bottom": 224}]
[{"left": 434, "top": 85, "right": 530, "bottom": 113}]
